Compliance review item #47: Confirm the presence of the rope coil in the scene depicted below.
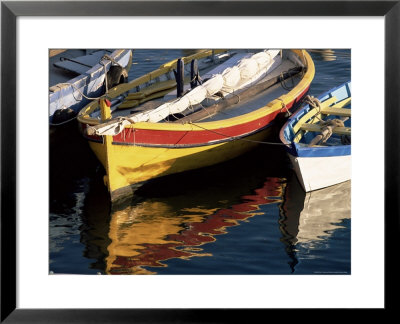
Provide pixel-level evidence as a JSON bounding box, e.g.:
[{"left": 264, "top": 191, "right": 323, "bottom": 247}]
[{"left": 303, "top": 95, "right": 324, "bottom": 122}]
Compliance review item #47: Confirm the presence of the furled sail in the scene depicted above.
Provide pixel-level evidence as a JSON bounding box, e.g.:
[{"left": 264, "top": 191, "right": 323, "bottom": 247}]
[
  {"left": 129, "top": 50, "right": 281, "bottom": 123},
  {"left": 90, "top": 50, "right": 282, "bottom": 136}
]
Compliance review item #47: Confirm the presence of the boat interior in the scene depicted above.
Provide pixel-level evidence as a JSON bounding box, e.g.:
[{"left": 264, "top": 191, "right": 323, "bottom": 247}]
[
  {"left": 49, "top": 49, "right": 113, "bottom": 88},
  {"left": 89, "top": 49, "right": 306, "bottom": 125},
  {"left": 288, "top": 87, "right": 351, "bottom": 147}
]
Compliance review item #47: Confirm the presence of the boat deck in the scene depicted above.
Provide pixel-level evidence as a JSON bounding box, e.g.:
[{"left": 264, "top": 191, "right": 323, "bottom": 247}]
[
  {"left": 198, "top": 59, "right": 300, "bottom": 122},
  {"left": 109, "top": 53, "right": 300, "bottom": 124},
  {"left": 49, "top": 49, "right": 112, "bottom": 87}
]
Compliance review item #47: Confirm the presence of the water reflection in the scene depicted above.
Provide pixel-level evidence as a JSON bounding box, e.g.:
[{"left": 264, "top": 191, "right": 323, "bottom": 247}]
[
  {"left": 279, "top": 176, "right": 351, "bottom": 272},
  {"left": 308, "top": 49, "right": 351, "bottom": 62},
  {"left": 49, "top": 49, "right": 351, "bottom": 274},
  {"left": 105, "top": 177, "right": 284, "bottom": 274},
  {"left": 78, "top": 144, "right": 291, "bottom": 274},
  {"left": 78, "top": 152, "right": 350, "bottom": 274}
]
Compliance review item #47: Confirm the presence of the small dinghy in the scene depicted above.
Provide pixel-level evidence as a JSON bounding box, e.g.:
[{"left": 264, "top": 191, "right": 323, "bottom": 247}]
[
  {"left": 279, "top": 81, "right": 351, "bottom": 192},
  {"left": 77, "top": 49, "right": 315, "bottom": 202},
  {"left": 49, "top": 49, "right": 132, "bottom": 125}
]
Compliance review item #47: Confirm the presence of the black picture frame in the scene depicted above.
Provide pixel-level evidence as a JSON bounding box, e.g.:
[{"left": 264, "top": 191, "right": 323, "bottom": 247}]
[{"left": 1, "top": 0, "right": 398, "bottom": 322}]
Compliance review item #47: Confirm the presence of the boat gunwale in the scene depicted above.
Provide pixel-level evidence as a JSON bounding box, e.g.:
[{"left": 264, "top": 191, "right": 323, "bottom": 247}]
[
  {"left": 279, "top": 81, "right": 352, "bottom": 157},
  {"left": 77, "top": 49, "right": 315, "bottom": 132},
  {"left": 76, "top": 49, "right": 227, "bottom": 123},
  {"left": 49, "top": 49, "right": 133, "bottom": 125},
  {"left": 49, "top": 49, "right": 131, "bottom": 93}
]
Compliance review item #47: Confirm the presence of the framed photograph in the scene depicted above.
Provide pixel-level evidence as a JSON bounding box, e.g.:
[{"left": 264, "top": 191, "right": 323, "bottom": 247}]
[{"left": 1, "top": 0, "right": 397, "bottom": 322}]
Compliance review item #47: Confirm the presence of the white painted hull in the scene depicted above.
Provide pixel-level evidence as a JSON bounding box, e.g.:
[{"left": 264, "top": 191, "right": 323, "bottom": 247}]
[{"left": 288, "top": 153, "right": 351, "bottom": 192}]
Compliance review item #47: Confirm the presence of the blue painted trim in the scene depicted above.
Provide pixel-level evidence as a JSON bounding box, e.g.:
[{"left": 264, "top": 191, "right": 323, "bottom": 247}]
[
  {"left": 280, "top": 81, "right": 351, "bottom": 158},
  {"left": 282, "top": 81, "right": 351, "bottom": 142},
  {"left": 292, "top": 142, "right": 351, "bottom": 157}
]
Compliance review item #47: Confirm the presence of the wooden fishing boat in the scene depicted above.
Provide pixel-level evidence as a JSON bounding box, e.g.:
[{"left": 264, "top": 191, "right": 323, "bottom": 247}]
[
  {"left": 279, "top": 81, "right": 351, "bottom": 192},
  {"left": 77, "top": 49, "right": 315, "bottom": 202},
  {"left": 49, "top": 49, "right": 132, "bottom": 125}
]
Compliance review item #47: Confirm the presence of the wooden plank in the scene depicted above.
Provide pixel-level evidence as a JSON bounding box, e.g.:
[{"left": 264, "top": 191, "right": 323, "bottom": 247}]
[
  {"left": 292, "top": 96, "right": 338, "bottom": 134},
  {"left": 141, "top": 79, "right": 177, "bottom": 97},
  {"left": 292, "top": 108, "right": 320, "bottom": 134},
  {"left": 292, "top": 96, "right": 339, "bottom": 141},
  {"left": 319, "top": 96, "right": 338, "bottom": 108},
  {"left": 300, "top": 123, "right": 351, "bottom": 136},
  {"left": 138, "top": 88, "right": 175, "bottom": 103},
  {"left": 53, "top": 60, "right": 89, "bottom": 74},
  {"left": 126, "top": 80, "right": 176, "bottom": 100},
  {"left": 331, "top": 97, "right": 351, "bottom": 108},
  {"left": 321, "top": 107, "right": 351, "bottom": 117},
  {"left": 293, "top": 130, "right": 305, "bottom": 143},
  {"left": 117, "top": 99, "right": 140, "bottom": 110},
  {"left": 49, "top": 49, "right": 66, "bottom": 57}
]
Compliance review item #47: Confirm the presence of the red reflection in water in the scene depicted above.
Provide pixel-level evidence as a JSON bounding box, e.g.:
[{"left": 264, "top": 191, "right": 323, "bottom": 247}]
[{"left": 108, "top": 178, "right": 283, "bottom": 274}]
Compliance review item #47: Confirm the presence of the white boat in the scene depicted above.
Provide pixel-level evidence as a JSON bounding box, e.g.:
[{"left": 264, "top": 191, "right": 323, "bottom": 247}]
[
  {"left": 49, "top": 49, "right": 132, "bottom": 125},
  {"left": 279, "top": 81, "right": 351, "bottom": 192}
]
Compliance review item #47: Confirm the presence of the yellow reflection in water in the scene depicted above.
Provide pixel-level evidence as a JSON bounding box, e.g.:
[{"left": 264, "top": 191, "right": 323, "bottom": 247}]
[
  {"left": 308, "top": 49, "right": 350, "bottom": 62},
  {"left": 106, "top": 177, "right": 285, "bottom": 274}
]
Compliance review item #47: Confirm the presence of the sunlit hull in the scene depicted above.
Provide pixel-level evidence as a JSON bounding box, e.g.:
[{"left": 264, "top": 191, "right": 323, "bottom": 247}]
[
  {"left": 88, "top": 126, "right": 277, "bottom": 201},
  {"left": 78, "top": 50, "right": 315, "bottom": 202},
  {"left": 280, "top": 81, "right": 351, "bottom": 192},
  {"left": 288, "top": 154, "right": 351, "bottom": 192}
]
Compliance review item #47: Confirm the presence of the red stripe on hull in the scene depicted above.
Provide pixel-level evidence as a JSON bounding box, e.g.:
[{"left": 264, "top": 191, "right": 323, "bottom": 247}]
[
  {"left": 113, "top": 111, "right": 280, "bottom": 146},
  {"left": 81, "top": 85, "right": 310, "bottom": 146}
]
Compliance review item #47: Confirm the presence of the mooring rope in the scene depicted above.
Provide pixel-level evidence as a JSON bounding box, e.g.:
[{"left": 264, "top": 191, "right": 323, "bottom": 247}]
[
  {"left": 54, "top": 54, "right": 116, "bottom": 101},
  {"left": 302, "top": 95, "right": 324, "bottom": 122},
  {"left": 189, "top": 122, "right": 289, "bottom": 147},
  {"left": 55, "top": 82, "right": 108, "bottom": 101}
]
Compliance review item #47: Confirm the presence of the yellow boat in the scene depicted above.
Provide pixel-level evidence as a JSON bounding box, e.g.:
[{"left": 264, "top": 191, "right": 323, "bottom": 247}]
[{"left": 77, "top": 49, "right": 315, "bottom": 202}]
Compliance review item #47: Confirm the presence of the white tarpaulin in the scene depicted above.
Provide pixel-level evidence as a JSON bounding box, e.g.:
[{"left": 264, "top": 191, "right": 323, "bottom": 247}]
[
  {"left": 94, "top": 50, "right": 283, "bottom": 134},
  {"left": 129, "top": 49, "right": 281, "bottom": 124}
]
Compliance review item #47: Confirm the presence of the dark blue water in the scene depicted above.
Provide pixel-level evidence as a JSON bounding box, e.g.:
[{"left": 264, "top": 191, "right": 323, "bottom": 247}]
[{"left": 49, "top": 49, "right": 351, "bottom": 275}]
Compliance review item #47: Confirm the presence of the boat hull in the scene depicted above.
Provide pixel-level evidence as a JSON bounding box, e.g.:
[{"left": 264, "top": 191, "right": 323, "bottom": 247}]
[
  {"left": 288, "top": 153, "right": 351, "bottom": 192},
  {"left": 49, "top": 49, "right": 132, "bottom": 125},
  {"left": 78, "top": 49, "right": 315, "bottom": 202},
  {"left": 280, "top": 81, "right": 351, "bottom": 192},
  {"left": 89, "top": 125, "right": 277, "bottom": 202}
]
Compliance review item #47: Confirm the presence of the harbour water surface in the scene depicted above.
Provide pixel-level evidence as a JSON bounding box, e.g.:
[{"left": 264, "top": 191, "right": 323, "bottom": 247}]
[{"left": 49, "top": 49, "right": 351, "bottom": 275}]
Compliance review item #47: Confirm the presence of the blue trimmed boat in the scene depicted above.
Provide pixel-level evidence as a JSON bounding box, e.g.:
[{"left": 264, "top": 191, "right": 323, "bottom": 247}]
[
  {"left": 49, "top": 49, "right": 132, "bottom": 126},
  {"left": 279, "top": 81, "right": 351, "bottom": 192}
]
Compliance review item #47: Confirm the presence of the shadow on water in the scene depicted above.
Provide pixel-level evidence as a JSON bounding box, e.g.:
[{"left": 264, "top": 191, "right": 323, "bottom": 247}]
[
  {"left": 49, "top": 120, "right": 109, "bottom": 273},
  {"left": 79, "top": 171, "right": 112, "bottom": 272},
  {"left": 51, "top": 121, "right": 350, "bottom": 274},
  {"left": 80, "top": 135, "right": 294, "bottom": 274},
  {"left": 49, "top": 121, "right": 100, "bottom": 213}
]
